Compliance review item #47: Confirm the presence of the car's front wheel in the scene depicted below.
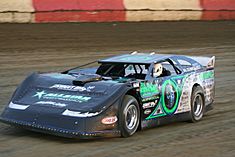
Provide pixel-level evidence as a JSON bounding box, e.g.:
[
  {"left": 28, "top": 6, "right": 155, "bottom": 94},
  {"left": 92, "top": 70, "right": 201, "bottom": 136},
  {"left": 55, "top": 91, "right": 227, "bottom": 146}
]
[
  {"left": 190, "top": 86, "right": 205, "bottom": 122},
  {"left": 119, "top": 95, "right": 140, "bottom": 137}
]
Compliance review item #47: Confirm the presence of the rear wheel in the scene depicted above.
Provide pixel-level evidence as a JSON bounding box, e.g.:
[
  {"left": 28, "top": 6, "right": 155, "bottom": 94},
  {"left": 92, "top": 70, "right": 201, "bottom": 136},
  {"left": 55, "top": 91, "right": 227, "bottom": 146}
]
[
  {"left": 119, "top": 95, "right": 140, "bottom": 137},
  {"left": 190, "top": 86, "right": 205, "bottom": 122}
]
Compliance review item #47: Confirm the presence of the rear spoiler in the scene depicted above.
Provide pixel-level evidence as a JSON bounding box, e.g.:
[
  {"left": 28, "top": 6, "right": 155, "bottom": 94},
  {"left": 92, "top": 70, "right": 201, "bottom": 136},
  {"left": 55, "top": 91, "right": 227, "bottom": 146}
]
[
  {"left": 207, "top": 56, "right": 215, "bottom": 69},
  {"left": 188, "top": 56, "right": 215, "bottom": 69}
]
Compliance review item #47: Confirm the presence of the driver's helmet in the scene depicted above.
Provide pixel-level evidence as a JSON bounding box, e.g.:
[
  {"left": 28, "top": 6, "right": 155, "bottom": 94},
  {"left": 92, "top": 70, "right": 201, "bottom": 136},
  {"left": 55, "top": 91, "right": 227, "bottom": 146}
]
[{"left": 153, "top": 63, "right": 163, "bottom": 77}]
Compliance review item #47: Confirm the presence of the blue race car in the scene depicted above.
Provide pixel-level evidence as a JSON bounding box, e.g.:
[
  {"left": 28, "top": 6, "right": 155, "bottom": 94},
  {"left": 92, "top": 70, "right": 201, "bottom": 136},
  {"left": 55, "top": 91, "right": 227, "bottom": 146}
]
[{"left": 0, "top": 52, "right": 215, "bottom": 138}]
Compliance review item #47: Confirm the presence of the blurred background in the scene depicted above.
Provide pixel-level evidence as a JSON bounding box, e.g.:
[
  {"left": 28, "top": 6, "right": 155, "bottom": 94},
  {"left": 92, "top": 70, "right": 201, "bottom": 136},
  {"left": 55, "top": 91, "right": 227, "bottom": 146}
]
[
  {"left": 0, "top": 1, "right": 235, "bottom": 157},
  {"left": 0, "top": 0, "right": 235, "bottom": 22}
]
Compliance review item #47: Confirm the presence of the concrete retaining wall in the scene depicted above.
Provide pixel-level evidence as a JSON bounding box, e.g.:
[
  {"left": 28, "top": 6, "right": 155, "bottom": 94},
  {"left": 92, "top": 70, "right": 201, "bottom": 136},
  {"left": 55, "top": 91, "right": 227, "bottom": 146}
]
[
  {"left": 0, "top": 0, "right": 34, "bottom": 12},
  {"left": 200, "top": 0, "right": 235, "bottom": 10},
  {"left": 33, "top": 0, "right": 125, "bottom": 11},
  {"left": 124, "top": 0, "right": 201, "bottom": 10},
  {"left": 0, "top": 0, "right": 235, "bottom": 23}
]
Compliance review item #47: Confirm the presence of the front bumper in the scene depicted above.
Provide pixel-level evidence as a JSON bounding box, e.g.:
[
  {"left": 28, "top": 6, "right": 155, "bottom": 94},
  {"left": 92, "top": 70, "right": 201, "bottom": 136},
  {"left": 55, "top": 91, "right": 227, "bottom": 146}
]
[{"left": 0, "top": 117, "right": 120, "bottom": 139}]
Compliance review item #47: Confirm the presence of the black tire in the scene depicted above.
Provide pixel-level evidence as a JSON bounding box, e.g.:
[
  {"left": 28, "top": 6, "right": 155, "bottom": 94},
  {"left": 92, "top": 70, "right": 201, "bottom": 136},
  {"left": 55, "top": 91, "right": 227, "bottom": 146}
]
[
  {"left": 119, "top": 95, "right": 140, "bottom": 137},
  {"left": 190, "top": 86, "right": 205, "bottom": 122}
]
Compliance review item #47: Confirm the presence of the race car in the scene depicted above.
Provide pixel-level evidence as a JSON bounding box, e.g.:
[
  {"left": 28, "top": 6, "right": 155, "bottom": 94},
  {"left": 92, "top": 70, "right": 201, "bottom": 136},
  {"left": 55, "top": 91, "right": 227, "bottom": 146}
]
[{"left": 0, "top": 52, "right": 215, "bottom": 138}]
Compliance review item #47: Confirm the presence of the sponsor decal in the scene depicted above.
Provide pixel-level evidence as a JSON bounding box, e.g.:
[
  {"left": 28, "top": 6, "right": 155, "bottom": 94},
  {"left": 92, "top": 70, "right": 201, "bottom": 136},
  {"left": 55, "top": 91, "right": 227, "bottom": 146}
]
[
  {"left": 143, "top": 100, "right": 157, "bottom": 109},
  {"left": 35, "top": 101, "right": 67, "bottom": 107},
  {"left": 200, "top": 71, "right": 214, "bottom": 80},
  {"left": 101, "top": 116, "right": 118, "bottom": 125},
  {"left": 144, "top": 109, "right": 152, "bottom": 115},
  {"left": 33, "top": 90, "right": 91, "bottom": 103},
  {"left": 140, "top": 82, "right": 159, "bottom": 98},
  {"left": 50, "top": 84, "right": 95, "bottom": 92},
  {"left": 62, "top": 109, "right": 100, "bottom": 118},
  {"left": 142, "top": 95, "right": 159, "bottom": 102}
]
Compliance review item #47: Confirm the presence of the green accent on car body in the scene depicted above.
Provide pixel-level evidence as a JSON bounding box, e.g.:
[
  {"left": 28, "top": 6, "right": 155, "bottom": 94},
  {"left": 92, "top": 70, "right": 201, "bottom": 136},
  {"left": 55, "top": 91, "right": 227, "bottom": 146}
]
[
  {"left": 200, "top": 71, "right": 214, "bottom": 80},
  {"left": 161, "top": 80, "right": 180, "bottom": 115},
  {"left": 140, "top": 82, "right": 159, "bottom": 98},
  {"left": 146, "top": 104, "right": 166, "bottom": 120},
  {"left": 146, "top": 78, "right": 183, "bottom": 120}
]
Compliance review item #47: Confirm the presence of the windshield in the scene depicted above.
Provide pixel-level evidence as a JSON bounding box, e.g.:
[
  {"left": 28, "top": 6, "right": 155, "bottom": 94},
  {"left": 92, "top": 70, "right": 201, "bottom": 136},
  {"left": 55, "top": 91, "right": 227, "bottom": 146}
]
[{"left": 96, "top": 63, "right": 150, "bottom": 79}]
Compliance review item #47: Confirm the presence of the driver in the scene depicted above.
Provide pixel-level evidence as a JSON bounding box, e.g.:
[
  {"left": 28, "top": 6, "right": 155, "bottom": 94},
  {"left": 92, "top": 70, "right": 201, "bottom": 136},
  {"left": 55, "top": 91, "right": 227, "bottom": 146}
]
[{"left": 153, "top": 63, "right": 163, "bottom": 77}]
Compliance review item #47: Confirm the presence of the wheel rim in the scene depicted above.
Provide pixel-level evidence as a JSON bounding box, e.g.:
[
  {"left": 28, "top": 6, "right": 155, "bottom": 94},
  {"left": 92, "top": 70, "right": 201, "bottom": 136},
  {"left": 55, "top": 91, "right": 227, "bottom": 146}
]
[
  {"left": 193, "top": 94, "right": 203, "bottom": 117},
  {"left": 124, "top": 104, "right": 138, "bottom": 130}
]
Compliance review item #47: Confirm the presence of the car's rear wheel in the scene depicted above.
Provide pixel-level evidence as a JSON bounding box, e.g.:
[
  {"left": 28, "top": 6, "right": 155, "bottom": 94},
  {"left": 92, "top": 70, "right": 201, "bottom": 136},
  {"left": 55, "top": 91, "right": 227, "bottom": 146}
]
[
  {"left": 190, "top": 86, "right": 205, "bottom": 122},
  {"left": 119, "top": 95, "right": 140, "bottom": 137}
]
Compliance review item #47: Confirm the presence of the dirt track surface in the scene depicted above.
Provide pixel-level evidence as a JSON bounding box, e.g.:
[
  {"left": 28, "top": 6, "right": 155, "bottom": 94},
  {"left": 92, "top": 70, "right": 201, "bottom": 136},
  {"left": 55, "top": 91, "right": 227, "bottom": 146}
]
[{"left": 0, "top": 21, "right": 235, "bottom": 157}]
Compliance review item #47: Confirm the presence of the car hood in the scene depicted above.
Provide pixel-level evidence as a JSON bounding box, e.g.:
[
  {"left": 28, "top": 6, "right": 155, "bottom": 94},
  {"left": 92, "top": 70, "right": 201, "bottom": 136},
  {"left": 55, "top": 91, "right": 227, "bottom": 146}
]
[{"left": 11, "top": 73, "right": 128, "bottom": 113}]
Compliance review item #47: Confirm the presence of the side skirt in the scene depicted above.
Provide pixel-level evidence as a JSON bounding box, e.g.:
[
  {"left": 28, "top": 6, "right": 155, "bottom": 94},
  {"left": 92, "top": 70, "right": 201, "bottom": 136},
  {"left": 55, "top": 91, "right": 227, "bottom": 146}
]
[{"left": 141, "top": 112, "right": 191, "bottom": 130}]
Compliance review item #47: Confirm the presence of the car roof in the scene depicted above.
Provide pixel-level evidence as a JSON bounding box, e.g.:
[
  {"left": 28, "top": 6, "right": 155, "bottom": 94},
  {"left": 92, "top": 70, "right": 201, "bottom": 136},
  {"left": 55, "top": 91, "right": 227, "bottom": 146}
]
[{"left": 99, "top": 53, "right": 172, "bottom": 64}]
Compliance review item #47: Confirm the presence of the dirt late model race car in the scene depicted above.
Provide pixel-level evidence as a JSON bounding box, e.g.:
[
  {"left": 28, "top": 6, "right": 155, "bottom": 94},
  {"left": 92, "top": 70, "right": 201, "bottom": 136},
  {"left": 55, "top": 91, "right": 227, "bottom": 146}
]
[{"left": 0, "top": 53, "right": 215, "bottom": 139}]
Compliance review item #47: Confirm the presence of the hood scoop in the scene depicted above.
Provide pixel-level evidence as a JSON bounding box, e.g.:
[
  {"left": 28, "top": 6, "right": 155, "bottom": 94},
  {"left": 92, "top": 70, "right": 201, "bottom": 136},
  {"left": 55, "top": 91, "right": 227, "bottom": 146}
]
[{"left": 73, "top": 74, "right": 102, "bottom": 86}]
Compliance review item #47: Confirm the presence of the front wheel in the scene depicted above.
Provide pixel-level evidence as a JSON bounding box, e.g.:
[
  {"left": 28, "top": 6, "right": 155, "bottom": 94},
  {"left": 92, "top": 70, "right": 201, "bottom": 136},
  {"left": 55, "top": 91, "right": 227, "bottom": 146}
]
[
  {"left": 190, "top": 86, "right": 205, "bottom": 122},
  {"left": 119, "top": 95, "right": 140, "bottom": 137}
]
